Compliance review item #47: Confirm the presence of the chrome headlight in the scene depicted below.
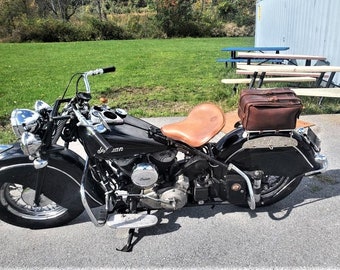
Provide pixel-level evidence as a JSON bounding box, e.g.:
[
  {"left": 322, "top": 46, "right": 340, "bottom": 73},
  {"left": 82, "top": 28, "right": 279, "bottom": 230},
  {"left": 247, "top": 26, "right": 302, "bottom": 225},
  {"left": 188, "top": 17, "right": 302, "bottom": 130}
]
[
  {"left": 35, "top": 100, "right": 52, "bottom": 112},
  {"left": 21, "top": 132, "right": 42, "bottom": 156},
  {"left": 10, "top": 109, "right": 41, "bottom": 138}
]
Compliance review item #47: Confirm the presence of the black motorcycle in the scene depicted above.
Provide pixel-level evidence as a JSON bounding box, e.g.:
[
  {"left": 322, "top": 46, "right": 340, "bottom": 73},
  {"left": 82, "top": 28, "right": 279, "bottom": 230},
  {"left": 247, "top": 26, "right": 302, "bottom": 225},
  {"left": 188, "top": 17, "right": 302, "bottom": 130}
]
[{"left": 0, "top": 66, "right": 327, "bottom": 251}]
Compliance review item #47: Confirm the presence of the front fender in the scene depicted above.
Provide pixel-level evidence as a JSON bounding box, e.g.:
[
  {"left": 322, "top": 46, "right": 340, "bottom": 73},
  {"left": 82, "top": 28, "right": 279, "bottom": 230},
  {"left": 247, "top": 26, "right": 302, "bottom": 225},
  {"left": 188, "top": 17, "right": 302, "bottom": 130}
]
[
  {"left": 0, "top": 143, "right": 104, "bottom": 208},
  {"left": 0, "top": 143, "right": 28, "bottom": 163},
  {"left": 214, "top": 128, "right": 322, "bottom": 178}
]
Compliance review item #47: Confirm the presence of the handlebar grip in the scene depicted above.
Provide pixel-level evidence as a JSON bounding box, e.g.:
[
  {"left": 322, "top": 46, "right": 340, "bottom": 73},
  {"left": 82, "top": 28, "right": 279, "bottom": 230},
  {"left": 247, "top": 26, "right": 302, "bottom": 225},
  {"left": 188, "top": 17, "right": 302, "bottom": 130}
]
[
  {"left": 102, "top": 66, "right": 116, "bottom": 74},
  {"left": 52, "top": 115, "right": 71, "bottom": 120},
  {"left": 87, "top": 126, "right": 113, "bottom": 155},
  {"left": 85, "top": 66, "right": 116, "bottom": 76}
]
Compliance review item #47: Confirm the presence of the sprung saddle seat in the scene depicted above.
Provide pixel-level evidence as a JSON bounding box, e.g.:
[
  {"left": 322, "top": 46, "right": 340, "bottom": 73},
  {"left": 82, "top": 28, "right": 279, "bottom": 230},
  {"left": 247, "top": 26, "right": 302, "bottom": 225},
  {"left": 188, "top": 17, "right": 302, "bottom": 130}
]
[{"left": 161, "top": 103, "right": 225, "bottom": 147}]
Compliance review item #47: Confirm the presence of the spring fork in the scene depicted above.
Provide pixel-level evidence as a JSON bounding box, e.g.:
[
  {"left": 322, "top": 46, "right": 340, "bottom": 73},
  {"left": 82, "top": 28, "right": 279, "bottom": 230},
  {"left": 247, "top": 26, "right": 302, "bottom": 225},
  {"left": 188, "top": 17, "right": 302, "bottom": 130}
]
[
  {"left": 32, "top": 157, "right": 49, "bottom": 206},
  {"left": 33, "top": 166, "right": 46, "bottom": 206}
]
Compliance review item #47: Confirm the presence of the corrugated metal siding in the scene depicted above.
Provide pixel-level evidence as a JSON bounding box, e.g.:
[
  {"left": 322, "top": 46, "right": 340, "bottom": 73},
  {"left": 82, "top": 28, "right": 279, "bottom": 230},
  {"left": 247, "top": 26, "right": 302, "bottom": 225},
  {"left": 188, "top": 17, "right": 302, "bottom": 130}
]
[{"left": 255, "top": 0, "right": 340, "bottom": 85}]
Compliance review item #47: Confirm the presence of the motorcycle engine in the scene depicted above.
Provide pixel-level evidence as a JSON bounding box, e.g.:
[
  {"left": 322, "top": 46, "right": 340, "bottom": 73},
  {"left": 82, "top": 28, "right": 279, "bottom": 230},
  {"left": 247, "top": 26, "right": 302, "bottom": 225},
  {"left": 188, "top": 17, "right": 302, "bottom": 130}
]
[
  {"left": 113, "top": 150, "right": 177, "bottom": 189},
  {"left": 131, "top": 163, "right": 158, "bottom": 188},
  {"left": 113, "top": 149, "right": 190, "bottom": 211}
]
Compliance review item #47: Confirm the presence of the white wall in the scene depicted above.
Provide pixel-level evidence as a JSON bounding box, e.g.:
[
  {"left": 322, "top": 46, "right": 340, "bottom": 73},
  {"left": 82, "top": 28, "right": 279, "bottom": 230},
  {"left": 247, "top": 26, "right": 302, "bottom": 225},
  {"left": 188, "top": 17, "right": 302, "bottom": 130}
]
[{"left": 255, "top": 0, "right": 340, "bottom": 85}]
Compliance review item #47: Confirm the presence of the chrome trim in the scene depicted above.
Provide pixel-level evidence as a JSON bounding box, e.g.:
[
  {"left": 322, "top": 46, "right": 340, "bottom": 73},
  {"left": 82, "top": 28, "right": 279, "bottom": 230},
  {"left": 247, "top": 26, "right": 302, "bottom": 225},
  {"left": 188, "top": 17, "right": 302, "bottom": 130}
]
[
  {"left": 228, "top": 163, "right": 256, "bottom": 210},
  {"left": 0, "top": 163, "right": 102, "bottom": 206},
  {"left": 80, "top": 158, "right": 104, "bottom": 227},
  {"left": 305, "top": 153, "right": 328, "bottom": 176},
  {"left": 34, "top": 100, "right": 52, "bottom": 112},
  {"left": 1, "top": 183, "right": 68, "bottom": 221},
  {"left": 292, "top": 146, "right": 314, "bottom": 168},
  {"left": 242, "top": 136, "right": 298, "bottom": 149},
  {"left": 10, "top": 109, "right": 41, "bottom": 138},
  {"left": 21, "top": 132, "right": 42, "bottom": 156},
  {"left": 226, "top": 143, "right": 315, "bottom": 171}
]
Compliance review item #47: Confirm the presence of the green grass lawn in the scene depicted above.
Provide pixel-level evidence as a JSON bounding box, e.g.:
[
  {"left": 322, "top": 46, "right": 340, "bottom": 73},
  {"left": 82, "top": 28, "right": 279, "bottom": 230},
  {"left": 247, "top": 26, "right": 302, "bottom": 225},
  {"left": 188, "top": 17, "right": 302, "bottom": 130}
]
[
  {"left": 1, "top": 37, "right": 339, "bottom": 143},
  {"left": 0, "top": 37, "right": 252, "bottom": 121}
]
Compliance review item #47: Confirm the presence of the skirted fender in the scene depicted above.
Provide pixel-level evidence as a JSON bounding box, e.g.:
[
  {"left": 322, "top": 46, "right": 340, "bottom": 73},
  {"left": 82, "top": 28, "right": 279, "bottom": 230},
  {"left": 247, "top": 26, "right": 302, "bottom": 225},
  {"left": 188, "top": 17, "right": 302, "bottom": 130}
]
[
  {"left": 213, "top": 128, "right": 322, "bottom": 178},
  {"left": 0, "top": 143, "right": 104, "bottom": 209}
]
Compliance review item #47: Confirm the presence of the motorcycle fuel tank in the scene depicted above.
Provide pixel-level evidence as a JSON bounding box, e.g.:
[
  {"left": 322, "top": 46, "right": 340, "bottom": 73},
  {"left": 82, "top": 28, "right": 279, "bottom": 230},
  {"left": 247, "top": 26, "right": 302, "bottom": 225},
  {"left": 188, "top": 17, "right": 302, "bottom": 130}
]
[{"left": 79, "top": 115, "right": 168, "bottom": 158}]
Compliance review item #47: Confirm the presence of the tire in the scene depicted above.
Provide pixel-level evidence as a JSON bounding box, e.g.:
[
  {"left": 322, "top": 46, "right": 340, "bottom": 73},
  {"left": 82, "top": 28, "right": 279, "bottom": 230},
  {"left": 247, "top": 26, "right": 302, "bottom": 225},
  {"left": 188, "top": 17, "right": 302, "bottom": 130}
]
[
  {"left": 236, "top": 174, "right": 303, "bottom": 208},
  {"left": 257, "top": 175, "right": 303, "bottom": 207},
  {"left": 0, "top": 161, "right": 85, "bottom": 229}
]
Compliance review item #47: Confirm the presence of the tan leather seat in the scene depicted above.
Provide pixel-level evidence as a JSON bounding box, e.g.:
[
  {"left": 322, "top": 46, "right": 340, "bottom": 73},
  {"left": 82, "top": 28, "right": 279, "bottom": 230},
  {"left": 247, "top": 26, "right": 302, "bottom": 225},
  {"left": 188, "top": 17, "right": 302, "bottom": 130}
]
[{"left": 161, "top": 103, "right": 225, "bottom": 147}]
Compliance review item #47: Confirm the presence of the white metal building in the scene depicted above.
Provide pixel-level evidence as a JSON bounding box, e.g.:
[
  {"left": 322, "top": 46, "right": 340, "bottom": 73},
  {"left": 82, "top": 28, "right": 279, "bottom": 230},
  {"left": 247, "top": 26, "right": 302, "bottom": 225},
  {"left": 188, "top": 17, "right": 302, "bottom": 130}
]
[{"left": 255, "top": 0, "right": 340, "bottom": 85}]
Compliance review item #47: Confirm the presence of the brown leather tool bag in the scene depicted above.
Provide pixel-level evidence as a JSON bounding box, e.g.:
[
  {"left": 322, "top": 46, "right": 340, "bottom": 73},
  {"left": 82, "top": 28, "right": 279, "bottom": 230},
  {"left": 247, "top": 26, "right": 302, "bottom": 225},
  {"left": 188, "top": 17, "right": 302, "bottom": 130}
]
[{"left": 238, "top": 88, "right": 303, "bottom": 131}]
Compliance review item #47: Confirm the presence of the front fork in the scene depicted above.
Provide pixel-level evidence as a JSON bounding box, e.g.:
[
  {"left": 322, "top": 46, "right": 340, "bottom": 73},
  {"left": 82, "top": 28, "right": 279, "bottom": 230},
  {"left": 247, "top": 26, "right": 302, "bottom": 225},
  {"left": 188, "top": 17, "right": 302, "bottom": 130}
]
[{"left": 32, "top": 157, "right": 49, "bottom": 206}]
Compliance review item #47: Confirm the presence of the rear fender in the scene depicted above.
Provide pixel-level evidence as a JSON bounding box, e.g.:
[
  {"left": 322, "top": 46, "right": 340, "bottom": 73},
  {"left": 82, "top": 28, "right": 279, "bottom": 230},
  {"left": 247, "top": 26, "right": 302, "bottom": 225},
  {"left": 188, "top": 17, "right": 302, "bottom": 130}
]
[
  {"left": 0, "top": 143, "right": 104, "bottom": 208},
  {"left": 214, "top": 128, "right": 320, "bottom": 178}
]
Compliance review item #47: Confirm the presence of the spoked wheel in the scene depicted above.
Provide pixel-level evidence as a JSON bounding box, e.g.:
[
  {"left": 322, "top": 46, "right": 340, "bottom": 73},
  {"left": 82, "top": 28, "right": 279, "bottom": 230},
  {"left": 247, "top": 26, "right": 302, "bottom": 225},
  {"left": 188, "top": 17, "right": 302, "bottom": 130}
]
[
  {"left": 257, "top": 175, "right": 303, "bottom": 207},
  {"left": 0, "top": 182, "right": 68, "bottom": 222},
  {"left": 0, "top": 179, "right": 83, "bottom": 229},
  {"left": 0, "top": 160, "right": 86, "bottom": 229},
  {"left": 236, "top": 174, "right": 303, "bottom": 208}
]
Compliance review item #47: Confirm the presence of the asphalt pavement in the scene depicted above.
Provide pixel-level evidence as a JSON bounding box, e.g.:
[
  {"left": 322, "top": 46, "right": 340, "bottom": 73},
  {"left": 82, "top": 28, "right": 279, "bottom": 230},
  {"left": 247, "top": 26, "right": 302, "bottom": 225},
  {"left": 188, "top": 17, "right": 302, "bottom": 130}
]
[{"left": 1, "top": 114, "right": 340, "bottom": 269}]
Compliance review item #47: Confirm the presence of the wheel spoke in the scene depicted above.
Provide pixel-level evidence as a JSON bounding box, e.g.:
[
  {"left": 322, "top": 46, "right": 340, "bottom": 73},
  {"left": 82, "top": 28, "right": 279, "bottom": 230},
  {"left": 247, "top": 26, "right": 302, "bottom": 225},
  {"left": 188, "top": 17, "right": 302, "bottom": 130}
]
[{"left": 1, "top": 183, "right": 68, "bottom": 221}]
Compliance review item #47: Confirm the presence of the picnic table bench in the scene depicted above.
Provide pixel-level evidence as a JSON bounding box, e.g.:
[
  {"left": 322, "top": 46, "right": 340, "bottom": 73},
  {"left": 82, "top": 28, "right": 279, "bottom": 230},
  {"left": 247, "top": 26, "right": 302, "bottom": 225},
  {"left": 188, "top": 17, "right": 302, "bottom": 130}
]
[
  {"left": 231, "top": 64, "right": 340, "bottom": 102},
  {"left": 221, "top": 76, "right": 317, "bottom": 93},
  {"left": 236, "top": 69, "right": 322, "bottom": 78},
  {"left": 237, "top": 64, "right": 340, "bottom": 88},
  {"left": 221, "top": 76, "right": 316, "bottom": 85},
  {"left": 237, "top": 52, "right": 327, "bottom": 66},
  {"left": 217, "top": 46, "right": 289, "bottom": 68},
  {"left": 291, "top": 88, "right": 340, "bottom": 98}
]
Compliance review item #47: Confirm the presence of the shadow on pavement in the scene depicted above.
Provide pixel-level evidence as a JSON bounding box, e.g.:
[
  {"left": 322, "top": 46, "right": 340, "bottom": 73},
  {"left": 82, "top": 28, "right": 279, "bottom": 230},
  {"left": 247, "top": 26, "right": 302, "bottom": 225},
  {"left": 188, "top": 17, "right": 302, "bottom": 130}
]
[{"left": 68, "top": 169, "right": 340, "bottom": 251}]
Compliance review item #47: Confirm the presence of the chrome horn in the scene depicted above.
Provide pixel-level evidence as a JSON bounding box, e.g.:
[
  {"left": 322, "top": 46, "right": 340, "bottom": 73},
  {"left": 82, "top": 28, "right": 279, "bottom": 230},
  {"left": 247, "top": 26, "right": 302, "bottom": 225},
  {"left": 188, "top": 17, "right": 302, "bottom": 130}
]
[{"left": 20, "top": 132, "right": 42, "bottom": 157}]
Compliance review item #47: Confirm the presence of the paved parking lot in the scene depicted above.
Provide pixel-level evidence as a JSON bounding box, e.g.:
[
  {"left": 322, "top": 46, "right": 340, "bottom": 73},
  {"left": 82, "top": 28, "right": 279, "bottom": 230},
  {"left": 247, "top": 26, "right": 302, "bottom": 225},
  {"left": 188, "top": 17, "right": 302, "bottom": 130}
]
[{"left": 0, "top": 114, "right": 339, "bottom": 269}]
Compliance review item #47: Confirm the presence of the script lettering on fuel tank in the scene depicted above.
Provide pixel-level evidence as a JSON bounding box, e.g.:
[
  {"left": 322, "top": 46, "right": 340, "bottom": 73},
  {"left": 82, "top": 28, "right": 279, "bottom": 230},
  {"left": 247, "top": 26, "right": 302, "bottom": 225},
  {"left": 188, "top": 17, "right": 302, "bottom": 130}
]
[{"left": 97, "top": 146, "right": 124, "bottom": 155}]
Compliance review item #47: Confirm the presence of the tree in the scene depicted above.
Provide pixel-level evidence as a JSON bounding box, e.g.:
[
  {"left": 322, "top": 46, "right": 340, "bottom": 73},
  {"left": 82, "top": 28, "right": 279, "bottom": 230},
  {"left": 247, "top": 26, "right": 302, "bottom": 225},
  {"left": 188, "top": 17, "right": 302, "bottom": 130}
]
[
  {"left": 46, "top": 0, "right": 86, "bottom": 21},
  {"left": 0, "top": 0, "right": 37, "bottom": 36},
  {"left": 218, "top": 0, "right": 255, "bottom": 26},
  {"left": 155, "top": 0, "right": 198, "bottom": 37}
]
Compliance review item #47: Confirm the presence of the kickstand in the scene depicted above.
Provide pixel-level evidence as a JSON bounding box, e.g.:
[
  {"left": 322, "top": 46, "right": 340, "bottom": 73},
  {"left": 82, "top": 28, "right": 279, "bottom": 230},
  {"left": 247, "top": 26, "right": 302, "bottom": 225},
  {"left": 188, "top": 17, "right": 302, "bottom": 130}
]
[{"left": 116, "top": 228, "right": 135, "bottom": 252}]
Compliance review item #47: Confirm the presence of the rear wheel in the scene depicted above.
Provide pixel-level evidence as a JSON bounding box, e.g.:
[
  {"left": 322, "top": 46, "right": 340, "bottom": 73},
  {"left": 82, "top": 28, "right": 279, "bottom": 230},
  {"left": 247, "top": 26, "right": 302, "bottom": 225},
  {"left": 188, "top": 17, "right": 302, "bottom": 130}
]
[{"left": 257, "top": 175, "right": 303, "bottom": 206}]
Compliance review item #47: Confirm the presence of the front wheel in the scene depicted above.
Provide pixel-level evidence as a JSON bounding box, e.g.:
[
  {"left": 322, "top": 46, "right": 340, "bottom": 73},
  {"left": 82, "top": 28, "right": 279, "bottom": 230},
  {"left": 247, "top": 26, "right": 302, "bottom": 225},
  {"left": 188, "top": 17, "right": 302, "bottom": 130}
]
[
  {"left": 0, "top": 160, "right": 85, "bottom": 229},
  {"left": 0, "top": 182, "right": 82, "bottom": 229}
]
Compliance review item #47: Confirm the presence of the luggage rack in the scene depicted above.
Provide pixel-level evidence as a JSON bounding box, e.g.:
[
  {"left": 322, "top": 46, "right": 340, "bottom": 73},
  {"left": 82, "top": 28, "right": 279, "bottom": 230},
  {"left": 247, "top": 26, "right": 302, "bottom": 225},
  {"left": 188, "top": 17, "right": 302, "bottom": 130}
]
[
  {"left": 241, "top": 130, "right": 298, "bottom": 150},
  {"left": 242, "top": 128, "right": 295, "bottom": 138}
]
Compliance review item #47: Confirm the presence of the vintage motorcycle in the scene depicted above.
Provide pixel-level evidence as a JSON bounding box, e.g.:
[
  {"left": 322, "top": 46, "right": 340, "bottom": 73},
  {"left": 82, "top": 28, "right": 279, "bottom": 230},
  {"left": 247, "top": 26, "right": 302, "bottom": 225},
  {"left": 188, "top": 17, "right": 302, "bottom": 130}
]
[{"left": 0, "top": 66, "right": 327, "bottom": 251}]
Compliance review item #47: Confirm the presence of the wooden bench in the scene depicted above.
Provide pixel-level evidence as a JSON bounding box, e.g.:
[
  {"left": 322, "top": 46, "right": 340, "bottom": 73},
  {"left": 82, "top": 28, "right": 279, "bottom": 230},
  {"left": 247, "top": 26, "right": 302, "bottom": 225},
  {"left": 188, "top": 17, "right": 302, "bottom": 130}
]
[
  {"left": 291, "top": 88, "right": 340, "bottom": 98},
  {"left": 236, "top": 69, "right": 322, "bottom": 78},
  {"left": 236, "top": 64, "right": 340, "bottom": 88},
  {"left": 217, "top": 58, "right": 283, "bottom": 67},
  {"left": 221, "top": 76, "right": 316, "bottom": 85},
  {"left": 219, "top": 46, "right": 289, "bottom": 68},
  {"left": 221, "top": 77, "right": 316, "bottom": 92}
]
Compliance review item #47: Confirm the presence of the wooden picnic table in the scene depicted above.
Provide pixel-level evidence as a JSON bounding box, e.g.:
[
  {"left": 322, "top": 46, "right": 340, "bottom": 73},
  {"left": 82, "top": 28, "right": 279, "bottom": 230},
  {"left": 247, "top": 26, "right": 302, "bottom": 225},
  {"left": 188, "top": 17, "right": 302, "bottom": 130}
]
[
  {"left": 237, "top": 64, "right": 340, "bottom": 88},
  {"left": 218, "top": 46, "right": 289, "bottom": 68},
  {"left": 237, "top": 52, "right": 327, "bottom": 66}
]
